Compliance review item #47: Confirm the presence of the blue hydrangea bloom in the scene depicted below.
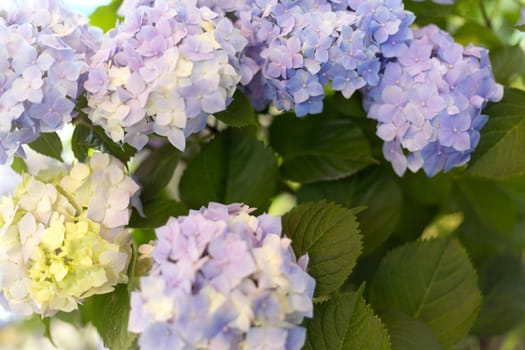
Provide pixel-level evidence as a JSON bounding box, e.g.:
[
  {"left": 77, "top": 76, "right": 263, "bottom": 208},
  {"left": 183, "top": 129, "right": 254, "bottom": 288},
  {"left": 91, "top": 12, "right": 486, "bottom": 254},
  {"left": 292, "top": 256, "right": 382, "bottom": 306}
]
[
  {"left": 128, "top": 203, "right": 315, "bottom": 350},
  {"left": 363, "top": 25, "right": 503, "bottom": 176},
  {"left": 0, "top": 0, "right": 102, "bottom": 164},
  {"left": 85, "top": 0, "right": 246, "bottom": 151}
]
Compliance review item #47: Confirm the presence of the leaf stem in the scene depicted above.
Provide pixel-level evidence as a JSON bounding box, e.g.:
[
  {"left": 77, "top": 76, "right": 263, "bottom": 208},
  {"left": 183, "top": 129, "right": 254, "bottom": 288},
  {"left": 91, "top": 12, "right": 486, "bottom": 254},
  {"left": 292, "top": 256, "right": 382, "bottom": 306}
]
[{"left": 479, "top": 0, "right": 493, "bottom": 30}]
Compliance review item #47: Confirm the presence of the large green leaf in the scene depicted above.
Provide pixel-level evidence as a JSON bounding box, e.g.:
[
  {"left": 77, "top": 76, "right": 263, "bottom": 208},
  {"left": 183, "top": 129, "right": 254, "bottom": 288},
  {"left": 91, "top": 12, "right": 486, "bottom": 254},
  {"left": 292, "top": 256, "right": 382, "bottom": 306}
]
[
  {"left": 370, "top": 238, "right": 482, "bottom": 349},
  {"left": 297, "top": 167, "right": 402, "bottom": 255},
  {"left": 72, "top": 118, "right": 136, "bottom": 164},
  {"left": 382, "top": 312, "right": 441, "bottom": 350},
  {"left": 28, "top": 132, "right": 63, "bottom": 162},
  {"left": 473, "top": 256, "right": 525, "bottom": 335},
  {"left": 214, "top": 92, "right": 257, "bottom": 127},
  {"left": 134, "top": 143, "right": 181, "bottom": 202},
  {"left": 304, "top": 289, "right": 390, "bottom": 350},
  {"left": 282, "top": 201, "right": 362, "bottom": 296},
  {"left": 180, "top": 128, "right": 278, "bottom": 212},
  {"left": 269, "top": 114, "right": 376, "bottom": 183},
  {"left": 489, "top": 46, "right": 525, "bottom": 85},
  {"left": 468, "top": 88, "right": 525, "bottom": 179},
  {"left": 80, "top": 284, "right": 135, "bottom": 350}
]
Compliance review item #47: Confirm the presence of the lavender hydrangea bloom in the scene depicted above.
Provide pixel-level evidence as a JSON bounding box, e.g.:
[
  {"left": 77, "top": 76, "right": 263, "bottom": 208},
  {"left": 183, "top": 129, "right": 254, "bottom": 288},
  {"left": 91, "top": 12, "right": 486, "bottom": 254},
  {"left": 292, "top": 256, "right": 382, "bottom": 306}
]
[
  {"left": 85, "top": 0, "right": 246, "bottom": 151},
  {"left": 129, "top": 203, "right": 315, "bottom": 350},
  {"left": 230, "top": 0, "right": 415, "bottom": 116},
  {"left": 0, "top": 0, "right": 102, "bottom": 164},
  {"left": 364, "top": 25, "right": 503, "bottom": 177}
]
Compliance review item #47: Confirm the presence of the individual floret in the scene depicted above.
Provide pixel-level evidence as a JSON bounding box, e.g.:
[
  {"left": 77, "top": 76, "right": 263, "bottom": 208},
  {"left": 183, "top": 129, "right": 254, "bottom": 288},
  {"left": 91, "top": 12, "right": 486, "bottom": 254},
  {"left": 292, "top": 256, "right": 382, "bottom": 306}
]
[
  {"left": 128, "top": 202, "right": 315, "bottom": 350},
  {"left": 363, "top": 25, "right": 503, "bottom": 176},
  {"left": 85, "top": 0, "right": 246, "bottom": 151},
  {"left": 0, "top": 0, "right": 102, "bottom": 164}
]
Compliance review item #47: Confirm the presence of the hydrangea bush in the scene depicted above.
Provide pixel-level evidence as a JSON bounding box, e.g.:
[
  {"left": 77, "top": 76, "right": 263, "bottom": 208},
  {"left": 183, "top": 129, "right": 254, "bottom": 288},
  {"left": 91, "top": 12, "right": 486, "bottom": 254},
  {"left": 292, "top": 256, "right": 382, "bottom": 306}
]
[{"left": 1, "top": 0, "right": 525, "bottom": 349}]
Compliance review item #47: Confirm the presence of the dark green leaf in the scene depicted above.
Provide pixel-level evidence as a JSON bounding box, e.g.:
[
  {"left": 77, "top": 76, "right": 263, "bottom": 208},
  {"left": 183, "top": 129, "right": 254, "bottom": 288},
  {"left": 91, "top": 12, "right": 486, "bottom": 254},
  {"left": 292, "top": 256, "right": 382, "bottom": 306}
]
[
  {"left": 180, "top": 128, "right": 278, "bottom": 212},
  {"left": 282, "top": 201, "right": 362, "bottom": 296},
  {"left": 382, "top": 311, "right": 441, "bottom": 350},
  {"left": 129, "top": 199, "right": 188, "bottom": 229},
  {"left": 490, "top": 46, "right": 525, "bottom": 85},
  {"left": 72, "top": 118, "right": 136, "bottom": 164},
  {"left": 28, "top": 132, "right": 63, "bottom": 161},
  {"left": 214, "top": 92, "right": 257, "bottom": 127},
  {"left": 304, "top": 289, "right": 390, "bottom": 350},
  {"left": 370, "top": 238, "right": 482, "bottom": 349},
  {"left": 89, "top": 0, "right": 122, "bottom": 32},
  {"left": 135, "top": 143, "right": 181, "bottom": 202},
  {"left": 80, "top": 284, "right": 136, "bottom": 350},
  {"left": 270, "top": 114, "right": 376, "bottom": 183},
  {"left": 473, "top": 256, "right": 525, "bottom": 335},
  {"left": 468, "top": 88, "right": 525, "bottom": 179},
  {"left": 297, "top": 167, "right": 401, "bottom": 255}
]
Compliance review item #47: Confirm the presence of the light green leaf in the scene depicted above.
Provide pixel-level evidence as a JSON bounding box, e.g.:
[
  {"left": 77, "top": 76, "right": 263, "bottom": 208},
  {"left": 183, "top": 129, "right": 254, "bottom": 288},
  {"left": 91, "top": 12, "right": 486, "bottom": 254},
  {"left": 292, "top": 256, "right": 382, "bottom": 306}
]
[
  {"left": 180, "top": 128, "right": 278, "bottom": 212},
  {"left": 28, "top": 132, "right": 63, "bottom": 162},
  {"left": 489, "top": 46, "right": 525, "bottom": 85},
  {"left": 134, "top": 143, "right": 181, "bottom": 202},
  {"left": 214, "top": 92, "right": 257, "bottom": 127},
  {"left": 80, "top": 284, "right": 136, "bottom": 350},
  {"left": 297, "top": 167, "right": 401, "bottom": 255},
  {"left": 89, "top": 0, "right": 122, "bottom": 32},
  {"left": 270, "top": 114, "right": 376, "bottom": 183},
  {"left": 304, "top": 289, "right": 390, "bottom": 350},
  {"left": 282, "top": 201, "right": 362, "bottom": 296},
  {"left": 468, "top": 88, "right": 525, "bottom": 179},
  {"left": 370, "top": 238, "right": 482, "bottom": 349},
  {"left": 11, "top": 156, "right": 28, "bottom": 174},
  {"left": 382, "top": 311, "right": 441, "bottom": 350}
]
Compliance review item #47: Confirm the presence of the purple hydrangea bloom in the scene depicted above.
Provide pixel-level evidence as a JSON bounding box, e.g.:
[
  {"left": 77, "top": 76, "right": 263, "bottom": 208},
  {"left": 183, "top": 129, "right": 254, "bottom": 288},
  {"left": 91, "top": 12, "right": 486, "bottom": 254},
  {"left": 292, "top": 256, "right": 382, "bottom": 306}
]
[
  {"left": 0, "top": 0, "right": 102, "bottom": 164},
  {"left": 363, "top": 25, "right": 503, "bottom": 177},
  {"left": 85, "top": 0, "right": 246, "bottom": 151},
  {"left": 128, "top": 203, "right": 315, "bottom": 350}
]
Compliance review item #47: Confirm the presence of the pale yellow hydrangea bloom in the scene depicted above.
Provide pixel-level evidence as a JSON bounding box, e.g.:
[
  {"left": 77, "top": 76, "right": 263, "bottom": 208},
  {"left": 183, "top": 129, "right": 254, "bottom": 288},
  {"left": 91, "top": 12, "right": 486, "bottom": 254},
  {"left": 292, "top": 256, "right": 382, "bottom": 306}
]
[{"left": 0, "top": 152, "right": 138, "bottom": 316}]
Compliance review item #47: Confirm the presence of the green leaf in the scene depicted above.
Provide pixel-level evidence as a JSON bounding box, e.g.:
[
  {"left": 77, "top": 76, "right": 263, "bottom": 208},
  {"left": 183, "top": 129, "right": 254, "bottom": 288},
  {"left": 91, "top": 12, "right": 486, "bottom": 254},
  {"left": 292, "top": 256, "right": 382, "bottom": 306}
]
[
  {"left": 304, "top": 289, "right": 390, "bottom": 350},
  {"left": 269, "top": 114, "right": 376, "bottom": 183},
  {"left": 468, "top": 88, "right": 525, "bottom": 179},
  {"left": 28, "top": 132, "right": 63, "bottom": 161},
  {"left": 129, "top": 198, "right": 188, "bottom": 229},
  {"left": 134, "top": 143, "right": 181, "bottom": 202},
  {"left": 473, "top": 256, "right": 525, "bottom": 335},
  {"left": 381, "top": 311, "right": 441, "bottom": 350},
  {"left": 180, "top": 128, "right": 279, "bottom": 212},
  {"left": 370, "top": 238, "right": 482, "bottom": 349},
  {"left": 214, "top": 92, "right": 257, "bottom": 127},
  {"left": 297, "top": 167, "right": 401, "bottom": 255},
  {"left": 11, "top": 156, "right": 28, "bottom": 174},
  {"left": 489, "top": 46, "right": 525, "bottom": 85},
  {"left": 72, "top": 118, "right": 136, "bottom": 164},
  {"left": 80, "top": 284, "right": 136, "bottom": 350},
  {"left": 89, "top": 0, "right": 122, "bottom": 32},
  {"left": 282, "top": 201, "right": 362, "bottom": 296}
]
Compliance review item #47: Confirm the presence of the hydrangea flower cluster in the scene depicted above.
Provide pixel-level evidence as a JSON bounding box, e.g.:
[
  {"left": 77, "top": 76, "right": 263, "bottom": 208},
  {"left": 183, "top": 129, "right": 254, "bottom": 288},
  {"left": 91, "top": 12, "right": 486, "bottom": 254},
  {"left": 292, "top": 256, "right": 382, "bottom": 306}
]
[
  {"left": 0, "top": 0, "right": 102, "bottom": 164},
  {"left": 129, "top": 203, "right": 315, "bottom": 350},
  {"left": 228, "top": 0, "right": 415, "bottom": 115},
  {"left": 85, "top": 0, "right": 246, "bottom": 151},
  {"left": 363, "top": 24, "right": 503, "bottom": 176},
  {"left": 0, "top": 152, "right": 138, "bottom": 316}
]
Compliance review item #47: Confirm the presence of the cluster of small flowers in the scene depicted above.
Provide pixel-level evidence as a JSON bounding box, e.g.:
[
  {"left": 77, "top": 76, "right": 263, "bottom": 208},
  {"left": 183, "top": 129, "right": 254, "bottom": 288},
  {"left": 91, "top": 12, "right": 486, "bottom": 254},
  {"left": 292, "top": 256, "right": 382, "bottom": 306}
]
[
  {"left": 129, "top": 203, "right": 315, "bottom": 350},
  {"left": 85, "top": 0, "right": 246, "bottom": 151},
  {"left": 363, "top": 25, "right": 503, "bottom": 176},
  {"left": 229, "top": 0, "right": 415, "bottom": 115},
  {"left": 0, "top": 0, "right": 101, "bottom": 164},
  {"left": 0, "top": 152, "right": 138, "bottom": 316}
]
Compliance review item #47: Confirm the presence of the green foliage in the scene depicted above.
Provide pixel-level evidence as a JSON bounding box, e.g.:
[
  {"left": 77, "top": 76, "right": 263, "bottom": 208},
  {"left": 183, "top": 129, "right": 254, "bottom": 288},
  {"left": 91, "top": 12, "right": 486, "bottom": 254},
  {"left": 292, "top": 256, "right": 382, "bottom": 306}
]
[
  {"left": 282, "top": 201, "right": 362, "bottom": 296},
  {"left": 129, "top": 198, "right": 188, "bottom": 229},
  {"left": 89, "top": 0, "right": 123, "bottom": 32},
  {"left": 381, "top": 311, "right": 441, "bottom": 350},
  {"left": 371, "top": 238, "right": 482, "bottom": 349},
  {"left": 214, "top": 92, "right": 258, "bottom": 127},
  {"left": 180, "top": 128, "right": 279, "bottom": 212},
  {"left": 269, "top": 114, "right": 376, "bottom": 183},
  {"left": 28, "top": 132, "right": 63, "bottom": 161},
  {"left": 304, "top": 288, "right": 391, "bottom": 350}
]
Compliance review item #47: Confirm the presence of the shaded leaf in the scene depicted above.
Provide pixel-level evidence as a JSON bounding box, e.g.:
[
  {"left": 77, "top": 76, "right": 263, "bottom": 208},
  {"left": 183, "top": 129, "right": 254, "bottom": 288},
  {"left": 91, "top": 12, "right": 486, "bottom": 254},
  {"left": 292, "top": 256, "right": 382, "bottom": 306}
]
[
  {"left": 28, "top": 132, "right": 63, "bottom": 161},
  {"left": 129, "top": 199, "right": 188, "bottom": 229},
  {"left": 214, "top": 92, "right": 257, "bottom": 127},
  {"left": 382, "top": 311, "right": 441, "bottom": 350},
  {"left": 282, "top": 201, "right": 362, "bottom": 296}
]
